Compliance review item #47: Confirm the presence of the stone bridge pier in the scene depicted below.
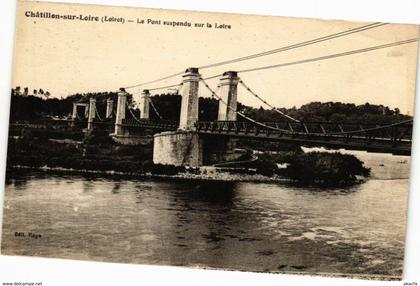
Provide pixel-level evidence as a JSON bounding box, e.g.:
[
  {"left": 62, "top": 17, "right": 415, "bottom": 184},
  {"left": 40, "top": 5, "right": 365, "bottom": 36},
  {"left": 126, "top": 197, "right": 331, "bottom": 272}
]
[{"left": 153, "top": 68, "right": 241, "bottom": 167}]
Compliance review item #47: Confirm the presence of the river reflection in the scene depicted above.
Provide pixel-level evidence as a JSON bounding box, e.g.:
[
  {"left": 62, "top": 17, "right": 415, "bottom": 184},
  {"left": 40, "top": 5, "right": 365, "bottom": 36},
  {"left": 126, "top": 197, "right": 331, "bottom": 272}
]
[{"left": 1, "top": 151, "right": 411, "bottom": 280}]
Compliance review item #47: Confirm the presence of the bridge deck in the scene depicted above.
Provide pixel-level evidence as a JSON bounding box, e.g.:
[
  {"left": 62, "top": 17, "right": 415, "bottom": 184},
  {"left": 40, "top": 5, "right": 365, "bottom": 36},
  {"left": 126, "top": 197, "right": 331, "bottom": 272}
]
[
  {"left": 13, "top": 118, "right": 412, "bottom": 155},
  {"left": 195, "top": 121, "right": 413, "bottom": 155}
]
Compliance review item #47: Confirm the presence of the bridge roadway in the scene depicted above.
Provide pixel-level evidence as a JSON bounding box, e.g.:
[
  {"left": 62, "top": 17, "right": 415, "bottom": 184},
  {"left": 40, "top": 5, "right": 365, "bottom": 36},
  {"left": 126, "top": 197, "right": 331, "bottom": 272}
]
[
  {"left": 195, "top": 120, "right": 413, "bottom": 155},
  {"left": 108, "top": 118, "right": 414, "bottom": 155},
  {"left": 30, "top": 118, "right": 413, "bottom": 155}
]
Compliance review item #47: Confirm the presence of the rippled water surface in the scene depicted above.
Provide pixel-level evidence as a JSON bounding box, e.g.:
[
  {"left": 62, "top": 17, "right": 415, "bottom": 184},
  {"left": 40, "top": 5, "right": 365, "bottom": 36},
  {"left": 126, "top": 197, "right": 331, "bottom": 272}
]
[{"left": 1, "top": 151, "right": 411, "bottom": 279}]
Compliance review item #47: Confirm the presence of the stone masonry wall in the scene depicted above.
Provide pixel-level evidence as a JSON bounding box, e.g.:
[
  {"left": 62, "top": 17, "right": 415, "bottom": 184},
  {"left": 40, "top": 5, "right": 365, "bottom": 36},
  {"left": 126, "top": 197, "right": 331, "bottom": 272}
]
[{"left": 153, "top": 131, "right": 203, "bottom": 167}]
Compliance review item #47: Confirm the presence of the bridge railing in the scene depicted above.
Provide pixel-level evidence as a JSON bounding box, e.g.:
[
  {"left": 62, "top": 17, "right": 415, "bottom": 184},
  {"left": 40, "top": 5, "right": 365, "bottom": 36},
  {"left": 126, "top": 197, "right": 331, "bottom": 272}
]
[
  {"left": 121, "top": 118, "right": 178, "bottom": 130},
  {"left": 195, "top": 120, "right": 413, "bottom": 143}
]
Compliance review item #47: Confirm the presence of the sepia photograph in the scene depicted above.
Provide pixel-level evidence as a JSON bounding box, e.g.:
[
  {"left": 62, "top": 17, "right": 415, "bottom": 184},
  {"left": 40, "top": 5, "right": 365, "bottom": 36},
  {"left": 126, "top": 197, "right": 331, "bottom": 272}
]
[{"left": 1, "top": 0, "right": 420, "bottom": 282}]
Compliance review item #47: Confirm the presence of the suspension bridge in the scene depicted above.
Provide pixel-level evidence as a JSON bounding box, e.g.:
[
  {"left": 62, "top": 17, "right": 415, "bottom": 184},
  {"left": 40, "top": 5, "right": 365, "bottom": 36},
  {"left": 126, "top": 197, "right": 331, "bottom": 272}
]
[{"left": 65, "top": 22, "right": 416, "bottom": 166}]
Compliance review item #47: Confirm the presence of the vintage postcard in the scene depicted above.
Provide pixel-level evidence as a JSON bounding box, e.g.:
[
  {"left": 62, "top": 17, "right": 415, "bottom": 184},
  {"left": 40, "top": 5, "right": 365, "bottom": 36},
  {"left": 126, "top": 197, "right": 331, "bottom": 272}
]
[{"left": 1, "top": 0, "right": 419, "bottom": 281}]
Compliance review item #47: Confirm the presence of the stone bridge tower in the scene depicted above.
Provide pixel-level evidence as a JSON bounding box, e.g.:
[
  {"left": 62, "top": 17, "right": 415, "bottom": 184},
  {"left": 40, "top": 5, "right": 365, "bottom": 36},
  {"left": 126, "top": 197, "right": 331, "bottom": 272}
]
[
  {"left": 153, "top": 68, "right": 203, "bottom": 167},
  {"left": 139, "top": 89, "right": 150, "bottom": 120},
  {"left": 205, "top": 71, "right": 240, "bottom": 164},
  {"left": 87, "top": 98, "right": 96, "bottom": 131},
  {"left": 217, "top": 71, "right": 239, "bottom": 121},
  {"left": 152, "top": 68, "right": 243, "bottom": 167},
  {"left": 106, "top": 98, "right": 114, "bottom": 119},
  {"left": 179, "top": 67, "right": 200, "bottom": 130},
  {"left": 114, "top": 88, "right": 127, "bottom": 136}
]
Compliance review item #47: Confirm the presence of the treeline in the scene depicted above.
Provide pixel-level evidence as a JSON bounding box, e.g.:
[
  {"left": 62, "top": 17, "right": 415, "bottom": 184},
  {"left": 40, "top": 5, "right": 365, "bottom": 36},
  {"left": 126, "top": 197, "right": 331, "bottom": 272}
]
[
  {"left": 134, "top": 93, "right": 413, "bottom": 125},
  {"left": 241, "top": 101, "right": 410, "bottom": 125},
  {"left": 11, "top": 86, "right": 51, "bottom": 97},
  {"left": 9, "top": 91, "right": 119, "bottom": 121},
  {"left": 9, "top": 95, "right": 73, "bottom": 121},
  {"left": 9, "top": 89, "right": 411, "bottom": 124},
  {"left": 134, "top": 93, "right": 412, "bottom": 124}
]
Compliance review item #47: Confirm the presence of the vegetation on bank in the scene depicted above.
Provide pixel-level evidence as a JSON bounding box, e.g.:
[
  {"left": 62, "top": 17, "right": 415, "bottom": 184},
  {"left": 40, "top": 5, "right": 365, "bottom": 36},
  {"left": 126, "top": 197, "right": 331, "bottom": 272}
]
[
  {"left": 7, "top": 129, "right": 170, "bottom": 175},
  {"left": 10, "top": 89, "right": 411, "bottom": 125},
  {"left": 222, "top": 150, "right": 370, "bottom": 186},
  {"left": 7, "top": 127, "right": 370, "bottom": 186},
  {"left": 260, "top": 151, "right": 370, "bottom": 186}
]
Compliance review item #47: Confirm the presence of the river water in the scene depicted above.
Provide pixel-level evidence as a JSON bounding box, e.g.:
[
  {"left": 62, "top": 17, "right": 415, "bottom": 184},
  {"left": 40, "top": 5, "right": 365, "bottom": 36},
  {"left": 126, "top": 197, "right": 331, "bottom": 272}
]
[{"left": 1, "top": 150, "right": 411, "bottom": 279}]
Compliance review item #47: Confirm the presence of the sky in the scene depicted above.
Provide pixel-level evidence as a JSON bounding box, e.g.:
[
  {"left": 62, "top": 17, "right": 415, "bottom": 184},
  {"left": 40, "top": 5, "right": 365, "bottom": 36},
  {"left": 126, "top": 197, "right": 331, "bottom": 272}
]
[{"left": 12, "top": 0, "right": 420, "bottom": 115}]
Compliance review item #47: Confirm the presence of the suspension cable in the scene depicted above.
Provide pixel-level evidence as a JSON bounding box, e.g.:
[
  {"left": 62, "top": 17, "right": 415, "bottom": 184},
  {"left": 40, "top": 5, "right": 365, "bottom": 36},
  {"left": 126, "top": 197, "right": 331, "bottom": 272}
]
[
  {"left": 201, "top": 74, "right": 224, "bottom": 81},
  {"left": 237, "top": 38, "right": 418, "bottom": 74},
  {"left": 125, "top": 101, "right": 143, "bottom": 123},
  {"left": 149, "top": 98, "right": 163, "bottom": 120},
  {"left": 130, "top": 83, "right": 183, "bottom": 96},
  {"left": 200, "top": 77, "right": 413, "bottom": 136},
  {"left": 124, "top": 72, "right": 184, "bottom": 90},
  {"left": 239, "top": 79, "right": 300, "bottom": 122},
  {"left": 211, "top": 85, "right": 220, "bottom": 99},
  {"left": 123, "top": 22, "right": 387, "bottom": 90},
  {"left": 325, "top": 119, "right": 413, "bottom": 136},
  {"left": 198, "top": 22, "right": 388, "bottom": 70},
  {"left": 200, "top": 78, "right": 291, "bottom": 133},
  {"left": 148, "top": 82, "right": 183, "bottom": 92},
  {"left": 95, "top": 107, "right": 103, "bottom": 121}
]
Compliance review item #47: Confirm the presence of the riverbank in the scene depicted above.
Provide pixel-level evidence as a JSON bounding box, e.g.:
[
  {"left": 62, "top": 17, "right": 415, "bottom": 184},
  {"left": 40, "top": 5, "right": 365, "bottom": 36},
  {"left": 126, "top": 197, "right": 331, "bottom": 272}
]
[
  {"left": 6, "top": 128, "right": 371, "bottom": 187},
  {"left": 7, "top": 163, "right": 370, "bottom": 188},
  {"left": 6, "top": 164, "right": 288, "bottom": 183}
]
